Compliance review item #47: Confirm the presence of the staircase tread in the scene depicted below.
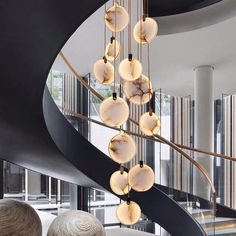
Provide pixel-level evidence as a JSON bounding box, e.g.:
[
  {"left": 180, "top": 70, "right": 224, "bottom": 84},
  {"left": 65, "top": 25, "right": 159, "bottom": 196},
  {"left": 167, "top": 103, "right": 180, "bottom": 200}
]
[
  {"left": 209, "top": 227, "right": 236, "bottom": 235},
  {"left": 187, "top": 208, "right": 213, "bottom": 214},
  {"left": 178, "top": 201, "right": 193, "bottom": 205},
  {"left": 197, "top": 217, "right": 236, "bottom": 224}
]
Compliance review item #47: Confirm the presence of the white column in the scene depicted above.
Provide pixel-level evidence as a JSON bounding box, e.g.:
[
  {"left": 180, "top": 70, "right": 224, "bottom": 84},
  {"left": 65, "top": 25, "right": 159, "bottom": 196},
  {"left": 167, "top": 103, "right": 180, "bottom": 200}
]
[
  {"left": 194, "top": 65, "right": 214, "bottom": 199},
  {"left": 28, "top": 170, "right": 41, "bottom": 196},
  {"left": 57, "top": 180, "right": 61, "bottom": 205},
  {"left": 49, "top": 177, "right": 52, "bottom": 204},
  {"left": 69, "top": 184, "right": 78, "bottom": 210},
  {"left": 25, "top": 169, "right": 28, "bottom": 202}
]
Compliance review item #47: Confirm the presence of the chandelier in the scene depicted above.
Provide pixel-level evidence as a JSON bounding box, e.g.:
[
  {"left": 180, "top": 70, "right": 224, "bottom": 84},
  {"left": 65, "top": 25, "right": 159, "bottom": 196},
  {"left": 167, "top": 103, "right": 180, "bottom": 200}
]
[{"left": 93, "top": 0, "right": 159, "bottom": 225}]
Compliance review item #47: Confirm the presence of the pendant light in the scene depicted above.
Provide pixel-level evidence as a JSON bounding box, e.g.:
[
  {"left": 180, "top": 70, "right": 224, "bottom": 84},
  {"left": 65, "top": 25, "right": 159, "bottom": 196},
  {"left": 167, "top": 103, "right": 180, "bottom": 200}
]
[
  {"left": 133, "top": 17, "right": 158, "bottom": 44},
  {"left": 99, "top": 95, "right": 129, "bottom": 127},
  {"left": 93, "top": 58, "right": 114, "bottom": 84},
  {"left": 109, "top": 132, "right": 136, "bottom": 164},
  {"left": 105, "top": 4, "right": 129, "bottom": 32},
  {"left": 139, "top": 37, "right": 161, "bottom": 136},
  {"left": 119, "top": 0, "right": 142, "bottom": 82},
  {"left": 94, "top": 0, "right": 160, "bottom": 226},
  {"left": 110, "top": 169, "right": 129, "bottom": 195},
  {"left": 129, "top": 161, "right": 155, "bottom": 192},
  {"left": 124, "top": 74, "right": 153, "bottom": 104},
  {"left": 116, "top": 200, "right": 141, "bottom": 225},
  {"left": 119, "top": 55, "right": 142, "bottom": 81},
  {"left": 105, "top": 37, "right": 120, "bottom": 61},
  {"left": 139, "top": 111, "right": 160, "bottom": 136}
]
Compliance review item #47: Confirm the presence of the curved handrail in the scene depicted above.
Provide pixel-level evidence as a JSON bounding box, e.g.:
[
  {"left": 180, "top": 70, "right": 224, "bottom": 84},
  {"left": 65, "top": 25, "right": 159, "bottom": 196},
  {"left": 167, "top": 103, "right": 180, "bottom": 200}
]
[
  {"left": 59, "top": 51, "right": 220, "bottom": 197},
  {"left": 62, "top": 106, "right": 216, "bottom": 196},
  {"left": 59, "top": 52, "right": 235, "bottom": 162},
  {"left": 61, "top": 107, "right": 235, "bottom": 162}
]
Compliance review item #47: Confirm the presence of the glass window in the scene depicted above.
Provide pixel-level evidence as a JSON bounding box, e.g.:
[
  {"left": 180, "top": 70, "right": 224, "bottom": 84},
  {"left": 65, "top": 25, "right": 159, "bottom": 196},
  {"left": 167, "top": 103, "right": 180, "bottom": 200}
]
[
  {"left": 3, "top": 161, "right": 74, "bottom": 215},
  {"left": 47, "top": 70, "right": 64, "bottom": 107}
]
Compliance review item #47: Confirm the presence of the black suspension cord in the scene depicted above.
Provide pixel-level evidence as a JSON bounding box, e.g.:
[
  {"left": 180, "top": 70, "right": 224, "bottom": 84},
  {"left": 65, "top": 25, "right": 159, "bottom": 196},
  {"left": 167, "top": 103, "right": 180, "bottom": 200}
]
[
  {"left": 128, "top": 0, "right": 132, "bottom": 58},
  {"left": 147, "top": 43, "right": 152, "bottom": 115},
  {"left": 113, "top": 1, "right": 117, "bottom": 96}
]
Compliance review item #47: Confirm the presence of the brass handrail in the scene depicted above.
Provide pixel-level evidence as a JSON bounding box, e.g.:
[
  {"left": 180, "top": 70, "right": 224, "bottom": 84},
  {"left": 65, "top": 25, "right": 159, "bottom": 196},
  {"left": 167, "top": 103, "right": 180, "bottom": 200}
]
[
  {"left": 62, "top": 106, "right": 216, "bottom": 195},
  {"left": 62, "top": 107, "right": 158, "bottom": 140},
  {"left": 59, "top": 51, "right": 217, "bottom": 195},
  {"left": 60, "top": 52, "right": 104, "bottom": 101},
  {"left": 59, "top": 51, "right": 235, "bottom": 162}
]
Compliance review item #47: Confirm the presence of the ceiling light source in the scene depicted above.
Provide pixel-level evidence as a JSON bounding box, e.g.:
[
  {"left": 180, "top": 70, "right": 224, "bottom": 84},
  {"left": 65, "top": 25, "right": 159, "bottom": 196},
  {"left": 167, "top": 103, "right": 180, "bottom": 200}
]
[
  {"left": 116, "top": 200, "right": 141, "bottom": 225},
  {"left": 109, "top": 133, "right": 136, "bottom": 164},
  {"left": 129, "top": 162, "right": 155, "bottom": 192},
  {"left": 105, "top": 5, "right": 129, "bottom": 32},
  {"left": 139, "top": 112, "right": 161, "bottom": 136},
  {"left": 95, "top": 0, "right": 159, "bottom": 226},
  {"left": 133, "top": 17, "right": 158, "bottom": 44},
  {"left": 124, "top": 74, "right": 153, "bottom": 104},
  {"left": 110, "top": 170, "right": 129, "bottom": 195},
  {"left": 93, "top": 59, "right": 114, "bottom": 84},
  {"left": 99, "top": 96, "right": 129, "bottom": 127}
]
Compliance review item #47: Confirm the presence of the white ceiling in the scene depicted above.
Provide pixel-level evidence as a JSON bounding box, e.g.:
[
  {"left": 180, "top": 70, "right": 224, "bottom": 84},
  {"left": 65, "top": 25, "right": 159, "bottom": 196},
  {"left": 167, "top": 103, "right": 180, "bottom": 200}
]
[{"left": 52, "top": 2, "right": 236, "bottom": 98}]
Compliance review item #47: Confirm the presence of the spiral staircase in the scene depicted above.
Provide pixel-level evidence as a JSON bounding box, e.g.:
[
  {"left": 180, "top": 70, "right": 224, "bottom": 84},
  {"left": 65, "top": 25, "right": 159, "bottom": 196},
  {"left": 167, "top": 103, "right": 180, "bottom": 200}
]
[{"left": 1, "top": 0, "right": 236, "bottom": 235}]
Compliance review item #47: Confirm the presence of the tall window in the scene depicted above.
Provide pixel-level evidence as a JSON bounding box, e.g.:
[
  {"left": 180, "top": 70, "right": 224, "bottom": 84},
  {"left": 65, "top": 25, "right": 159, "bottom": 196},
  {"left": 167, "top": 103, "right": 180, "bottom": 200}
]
[{"left": 3, "top": 161, "right": 74, "bottom": 214}]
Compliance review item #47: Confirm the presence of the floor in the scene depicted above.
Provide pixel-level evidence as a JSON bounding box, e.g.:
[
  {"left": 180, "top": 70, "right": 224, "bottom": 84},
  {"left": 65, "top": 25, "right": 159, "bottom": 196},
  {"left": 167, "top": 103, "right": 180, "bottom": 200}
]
[
  {"left": 106, "top": 228, "right": 156, "bottom": 236},
  {"left": 36, "top": 210, "right": 156, "bottom": 236}
]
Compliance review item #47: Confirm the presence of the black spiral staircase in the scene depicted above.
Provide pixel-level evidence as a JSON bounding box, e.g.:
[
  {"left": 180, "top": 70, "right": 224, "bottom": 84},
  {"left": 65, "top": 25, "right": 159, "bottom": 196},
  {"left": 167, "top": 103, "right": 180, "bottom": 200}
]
[{"left": 0, "top": 0, "right": 235, "bottom": 235}]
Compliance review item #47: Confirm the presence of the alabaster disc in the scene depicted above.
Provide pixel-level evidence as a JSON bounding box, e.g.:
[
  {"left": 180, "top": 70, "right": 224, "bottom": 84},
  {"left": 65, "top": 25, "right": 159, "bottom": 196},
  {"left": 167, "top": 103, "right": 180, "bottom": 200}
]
[
  {"left": 129, "top": 164, "right": 155, "bottom": 192},
  {"left": 99, "top": 96, "right": 129, "bottom": 127},
  {"left": 119, "top": 58, "right": 142, "bottom": 81},
  {"left": 47, "top": 210, "right": 105, "bottom": 236},
  {"left": 116, "top": 201, "right": 141, "bottom": 225},
  {"left": 0, "top": 199, "right": 42, "bottom": 236},
  {"left": 105, "top": 5, "right": 129, "bottom": 32},
  {"left": 139, "top": 112, "right": 161, "bottom": 136},
  {"left": 105, "top": 40, "right": 120, "bottom": 61},
  {"left": 133, "top": 17, "right": 158, "bottom": 44},
  {"left": 93, "top": 59, "right": 114, "bottom": 85},
  {"left": 110, "top": 170, "right": 129, "bottom": 195},
  {"left": 124, "top": 74, "right": 153, "bottom": 104},
  {"left": 108, "top": 133, "right": 136, "bottom": 163}
]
